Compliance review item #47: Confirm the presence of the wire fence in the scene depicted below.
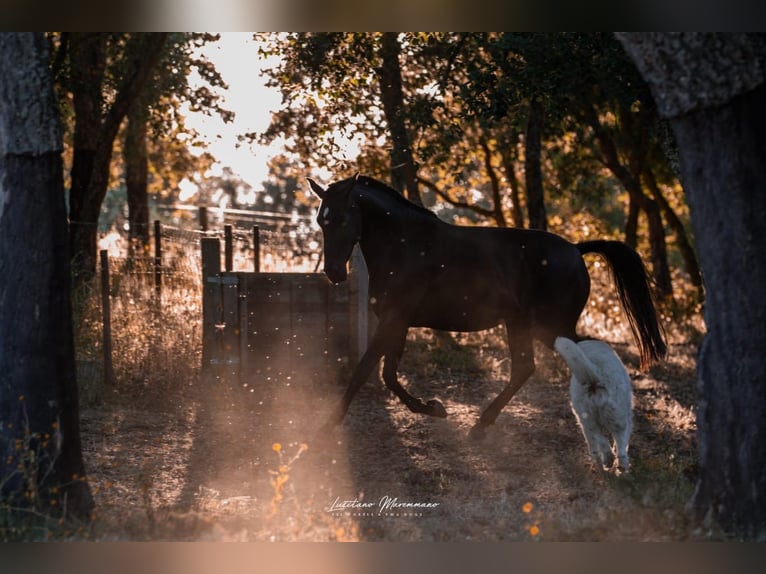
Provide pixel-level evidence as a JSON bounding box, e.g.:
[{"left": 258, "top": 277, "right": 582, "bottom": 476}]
[
  {"left": 76, "top": 208, "right": 323, "bottom": 403},
  {"left": 96, "top": 207, "right": 323, "bottom": 294}
]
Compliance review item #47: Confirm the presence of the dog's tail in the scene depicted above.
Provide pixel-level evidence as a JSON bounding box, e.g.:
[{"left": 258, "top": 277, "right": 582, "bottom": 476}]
[{"left": 555, "top": 337, "right": 598, "bottom": 384}]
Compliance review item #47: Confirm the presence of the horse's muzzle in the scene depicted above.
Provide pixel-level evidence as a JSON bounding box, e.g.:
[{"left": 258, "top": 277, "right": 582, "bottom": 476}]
[{"left": 324, "top": 264, "right": 348, "bottom": 285}]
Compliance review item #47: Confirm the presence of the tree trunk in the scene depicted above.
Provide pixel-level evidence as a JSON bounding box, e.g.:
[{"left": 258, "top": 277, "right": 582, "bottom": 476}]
[
  {"left": 524, "top": 98, "right": 547, "bottom": 230},
  {"left": 619, "top": 32, "right": 766, "bottom": 540},
  {"left": 68, "top": 32, "right": 106, "bottom": 291},
  {"left": 585, "top": 103, "right": 673, "bottom": 299},
  {"left": 376, "top": 32, "right": 423, "bottom": 206},
  {"left": 500, "top": 138, "right": 525, "bottom": 228},
  {"left": 643, "top": 166, "right": 703, "bottom": 289},
  {"left": 625, "top": 195, "right": 639, "bottom": 249},
  {"left": 68, "top": 33, "right": 168, "bottom": 289},
  {"left": 0, "top": 33, "right": 93, "bottom": 519},
  {"left": 125, "top": 99, "right": 150, "bottom": 252},
  {"left": 642, "top": 196, "right": 673, "bottom": 300},
  {"left": 480, "top": 138, "right": 508, "bottom": 227}
]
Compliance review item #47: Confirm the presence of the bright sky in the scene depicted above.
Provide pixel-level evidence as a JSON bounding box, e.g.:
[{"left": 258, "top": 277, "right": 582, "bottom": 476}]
[
  {"left": 181, "top": 32, "right": 363, "bottom": 205},
  {"left": 181, "top": 33, "right": 284, "bottom": 193}
]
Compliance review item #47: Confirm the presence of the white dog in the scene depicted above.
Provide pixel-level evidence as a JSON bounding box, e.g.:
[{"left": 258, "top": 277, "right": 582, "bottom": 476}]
[{"left": 554, "top": 337, "right": 633, "bottom": 472}]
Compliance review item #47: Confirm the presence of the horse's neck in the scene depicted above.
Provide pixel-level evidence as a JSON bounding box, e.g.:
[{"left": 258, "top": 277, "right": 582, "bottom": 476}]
[{"left": 356, "top": 188, "right": 430, "bottom": 268}]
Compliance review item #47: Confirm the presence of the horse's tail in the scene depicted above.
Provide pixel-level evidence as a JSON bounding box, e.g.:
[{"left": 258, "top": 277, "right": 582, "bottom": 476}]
[{"left": 577, "top": 240, "right": 667, "bottom": 369}]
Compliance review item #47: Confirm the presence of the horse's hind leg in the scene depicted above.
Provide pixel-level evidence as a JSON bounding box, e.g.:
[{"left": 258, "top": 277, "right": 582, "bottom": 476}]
[
  {"left": 469, "top": 326, "right": 535, "bottom": 440},
  {"left": 382, "top": 327, "right": 447, "bottom": 418}
]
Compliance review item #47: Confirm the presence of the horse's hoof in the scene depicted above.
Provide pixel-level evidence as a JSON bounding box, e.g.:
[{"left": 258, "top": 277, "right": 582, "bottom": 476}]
[
  {"left": 468, "top": 423, "right": 487, "bottom": 441},
  {"left": 426, "top": 399, "right": 447, "bottom": 418}
]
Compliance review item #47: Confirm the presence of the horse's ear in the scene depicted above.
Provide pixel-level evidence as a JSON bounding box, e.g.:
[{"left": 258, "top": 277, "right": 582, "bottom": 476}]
[
  {"left": 306, "top": 178, "right": 325, "bottom": 199},
  {"left": 344, "top": 174, "right": 360, "bottom": 206}
]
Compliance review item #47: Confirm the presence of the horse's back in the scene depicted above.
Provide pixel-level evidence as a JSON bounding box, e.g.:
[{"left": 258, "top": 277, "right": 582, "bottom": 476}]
[{"left": 408, "top": 223, "right": 589, "bottom": 339}]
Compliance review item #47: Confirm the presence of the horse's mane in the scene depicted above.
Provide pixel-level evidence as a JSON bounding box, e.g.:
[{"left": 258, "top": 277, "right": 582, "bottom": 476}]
[{"left": 349, "top": 175, "right": 439, "bottom": 220}]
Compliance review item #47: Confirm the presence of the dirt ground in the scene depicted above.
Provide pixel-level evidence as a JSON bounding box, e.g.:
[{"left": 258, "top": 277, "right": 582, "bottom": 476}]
[{"left": 80, "top": 326, "right": 705, "bottom": 541}]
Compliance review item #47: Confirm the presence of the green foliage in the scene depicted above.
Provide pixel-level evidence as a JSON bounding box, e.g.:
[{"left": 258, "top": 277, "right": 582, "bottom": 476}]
[
  {"left": 49, "top": 33, "right": 232, "bottom": 201},
  {"left": 254, "top": 32, "right": 696, "bottom": 301}
]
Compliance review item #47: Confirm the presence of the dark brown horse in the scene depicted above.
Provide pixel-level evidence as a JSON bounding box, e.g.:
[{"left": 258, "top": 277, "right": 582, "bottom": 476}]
[{"left": 308, "top": 174, "right": 666, "bottom": 439}]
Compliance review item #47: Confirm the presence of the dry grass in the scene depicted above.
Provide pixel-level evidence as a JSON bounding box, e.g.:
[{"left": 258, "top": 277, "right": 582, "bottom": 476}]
[{"left": 34, "top": 225, "right": 712, "bottom": 541}]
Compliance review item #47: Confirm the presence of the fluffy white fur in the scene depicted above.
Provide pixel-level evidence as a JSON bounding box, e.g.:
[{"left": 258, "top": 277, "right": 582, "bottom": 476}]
[{"left": 554, "top": 337, "right": 633, "bottom": 472}]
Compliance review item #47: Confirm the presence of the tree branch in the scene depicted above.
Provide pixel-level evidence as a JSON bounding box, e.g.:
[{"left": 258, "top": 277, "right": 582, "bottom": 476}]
[{"left": 417, "top": 176, "right": 496, "bottom": 220}]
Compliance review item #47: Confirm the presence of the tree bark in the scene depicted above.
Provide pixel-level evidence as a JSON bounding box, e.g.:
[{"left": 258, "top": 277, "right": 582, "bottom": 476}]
[
  {"left": 619, "top": 32, "right": 766, "bottom": 540},
  {"left": 68, "top": 33, "right": 106, "bottom": 290},
  {"left": 524, "top": 98, "right": 547, "bottom": 230},
  {"left": 376, "top": 32, "right": 423, "bottom": 206},
  {"left": 125, "top": 99, "right": 150, "bottom": 252},
  {"left": 0, "top": 33, "right": 93, "bottom": 519}
]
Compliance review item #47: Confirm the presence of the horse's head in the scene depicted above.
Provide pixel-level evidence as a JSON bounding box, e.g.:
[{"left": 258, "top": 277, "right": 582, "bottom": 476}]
[{"left": 308, "top": 175, "right": 362, "bottom": 284}]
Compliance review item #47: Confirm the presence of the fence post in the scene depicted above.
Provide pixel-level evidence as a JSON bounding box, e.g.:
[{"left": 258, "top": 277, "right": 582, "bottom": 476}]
[
  {"left": 350, "top": 246, "right": 369, "bottom": 360},
  {"left": 224, "top": 224, "right": 233, "bottom": 271},
  {"left": 201, "top": 238, "right": 221, "bottom": 377},
  {"left": 154, "top": 219, "right": 162, "bottom": 297},
  {"left": 199, "top": 206, "right": 208, "bottom": 232},
  {"left": 253, "top": 225, "right": 260, "bottom": 272},
  {"left": 239, "top": 295, "right": 249, "bottom": 384},
  {"left": 100, "top": 250, "right": 115, "bottom": 386}
]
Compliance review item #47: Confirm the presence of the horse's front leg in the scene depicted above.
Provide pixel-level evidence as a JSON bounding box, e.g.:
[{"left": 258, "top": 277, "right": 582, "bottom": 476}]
[
  {"left": 469, "top": 325, "right": 535, "bottom": 440},
  {"left": 382, "top": 326, "right": 447, "bottom": 418},
  {"left": 319, "top": 338, "right": 386, "bottom": 435}
]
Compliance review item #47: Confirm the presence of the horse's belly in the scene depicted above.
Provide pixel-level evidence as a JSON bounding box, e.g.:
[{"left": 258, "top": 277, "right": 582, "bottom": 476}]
[{"left": 410, "top": 298, "right": 504, "bottom": 332}]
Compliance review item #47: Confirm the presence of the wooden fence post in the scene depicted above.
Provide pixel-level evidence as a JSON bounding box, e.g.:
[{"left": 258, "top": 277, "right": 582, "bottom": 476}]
[
  {"left": 100, "top": 250, "right": 115, "bottom": 386},
  {"left": 224, "top": 224, "right": 233, "bottom": 271},
  {"left": 201, "top": 238, "right": 221, "bottom": 376},
  {"left": 253, "top": 225, "right": 260, "bottom": 272},
  {"left": 353, "top": 247, "right": 369, "bottom": 358},
  {"left": 349, "top": 245, "right": 372, "bottom": 365},
  {"left": 154, "top": 219, "right": 162, "bottom": 297}
]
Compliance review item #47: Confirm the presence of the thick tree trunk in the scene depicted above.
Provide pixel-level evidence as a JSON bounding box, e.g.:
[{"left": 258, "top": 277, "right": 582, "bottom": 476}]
[
  {"left": 377, "top": 32, "right": 423, "bottom": 206},
  {"left": 524, "top": 98, "right": 547, "bottom": 230},
  {"left": 619, "top": 32, "right": 766, "bottom": 540},
  {"left": 68, "top": 32, "right": 106, "bottom": 291},
  {"left": 676, "top": 81, "right": 766, "bottom": 540},
  {"left": 68, "top": 33, "right": 168, "bottom": 289},
  {"left": 0, "top": 33, "right": 93, "bottom": 519},
  {"left": 125, "top": 100, "right": 150, "bottom": 251}
]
